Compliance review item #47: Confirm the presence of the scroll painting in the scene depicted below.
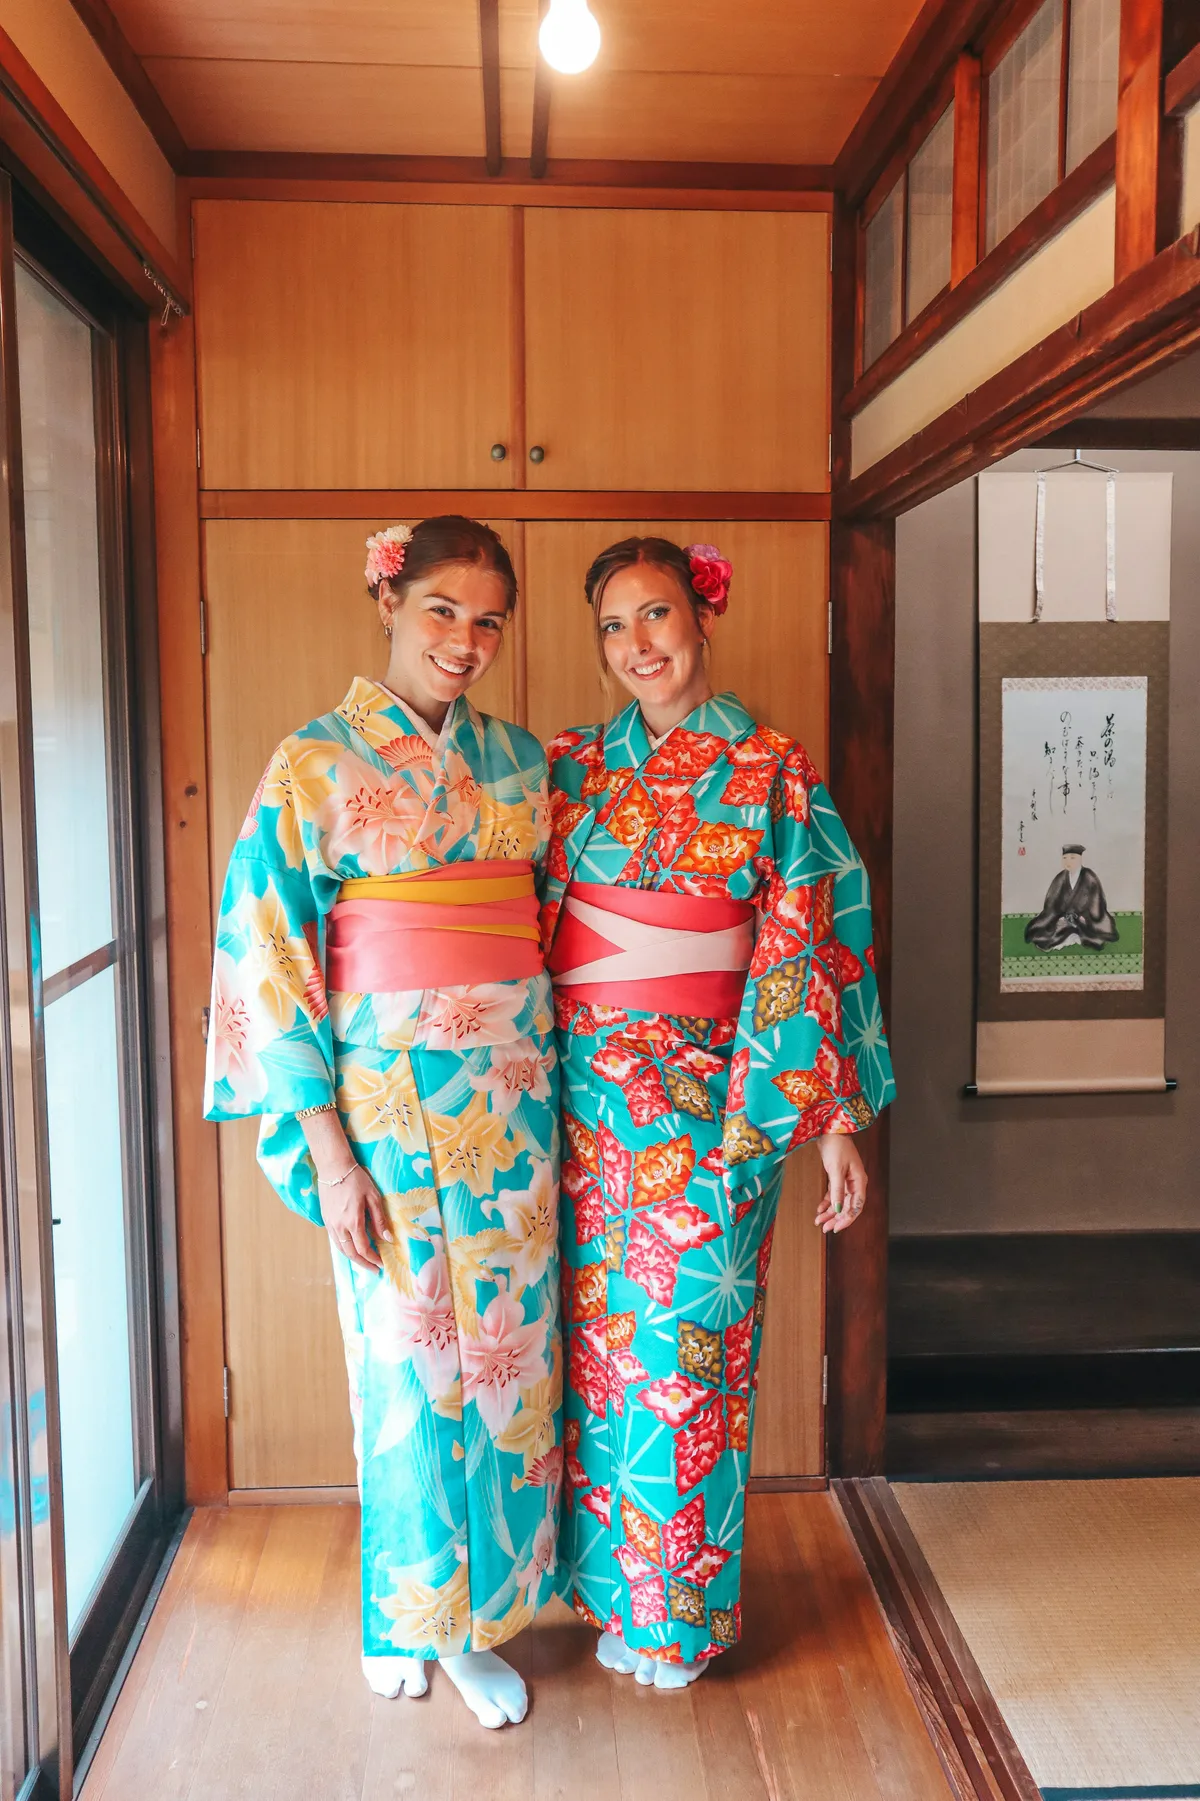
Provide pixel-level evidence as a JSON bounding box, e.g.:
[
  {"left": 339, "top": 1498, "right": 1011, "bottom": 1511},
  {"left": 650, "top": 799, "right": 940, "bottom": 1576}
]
[{"left": 976, "top": 470, "right": 1172, "bottom": 1094}]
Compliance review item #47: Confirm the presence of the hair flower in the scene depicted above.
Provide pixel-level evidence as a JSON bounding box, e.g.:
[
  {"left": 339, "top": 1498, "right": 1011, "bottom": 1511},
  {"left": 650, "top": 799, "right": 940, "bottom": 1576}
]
[
  {"left": 685, "top": 543, "right": 732, "bottom": 614},
  {"left": 365, "top": 523, "right": 414, "bottom": 589}
]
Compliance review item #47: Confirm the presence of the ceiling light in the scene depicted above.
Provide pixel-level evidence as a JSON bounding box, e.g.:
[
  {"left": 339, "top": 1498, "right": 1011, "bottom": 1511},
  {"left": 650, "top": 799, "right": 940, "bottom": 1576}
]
[{"left": 538, "top": 0, "right": 601, "bottom": 74}]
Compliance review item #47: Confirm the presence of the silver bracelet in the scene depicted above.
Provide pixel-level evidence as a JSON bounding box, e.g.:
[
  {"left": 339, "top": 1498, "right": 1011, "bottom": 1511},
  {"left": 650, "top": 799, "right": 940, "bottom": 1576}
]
[{"left": 317, "top": 1164, "right": 358, "bottom": 1190}]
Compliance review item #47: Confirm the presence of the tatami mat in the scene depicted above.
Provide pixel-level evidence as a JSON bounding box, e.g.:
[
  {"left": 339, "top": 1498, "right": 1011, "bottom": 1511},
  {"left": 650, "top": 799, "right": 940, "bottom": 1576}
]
[{"left": 892, "top": 1478, "right": 1200, "bottom": 1794}]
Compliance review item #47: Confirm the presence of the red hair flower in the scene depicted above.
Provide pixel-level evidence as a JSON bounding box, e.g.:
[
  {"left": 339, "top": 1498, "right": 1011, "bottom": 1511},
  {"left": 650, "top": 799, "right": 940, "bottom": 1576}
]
[{"left": 685, "top": 543, "right": 732, "bottom": 615}]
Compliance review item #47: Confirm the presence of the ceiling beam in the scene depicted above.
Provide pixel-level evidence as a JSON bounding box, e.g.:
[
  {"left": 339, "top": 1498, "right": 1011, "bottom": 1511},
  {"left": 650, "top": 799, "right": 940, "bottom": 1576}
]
[
  {"left": 65, "top": 0, "right": 189, "bottom": 169},
  {"left": 180, "top": 151, "right": 835, "bottom": 197},
  {"left": 478, "top": 0, "right": 502, "bottom": 178},
  {"left": 531, "top": 0, "right": 552, "bottom": 179}
]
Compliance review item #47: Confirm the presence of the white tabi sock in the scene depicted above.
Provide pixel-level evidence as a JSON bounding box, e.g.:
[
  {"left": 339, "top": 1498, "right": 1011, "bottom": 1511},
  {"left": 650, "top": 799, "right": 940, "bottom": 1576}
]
[
  {"left": 438, "top": 1650, "right": 528, "bottom": 1729},
  {"left": 596, "top": 1629, "right": 642, "bottom": 1675},
  {"left": 637, "top": 1655, "right": 706, "bottom": 1691},
  {"left": 362, "top": 1654, "right": 429, "bottom": 1698}
]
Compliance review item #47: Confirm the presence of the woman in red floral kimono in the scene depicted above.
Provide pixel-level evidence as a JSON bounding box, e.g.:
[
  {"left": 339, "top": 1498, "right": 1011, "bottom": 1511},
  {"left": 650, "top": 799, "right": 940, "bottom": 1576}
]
[{"left": 541, "top": 537, "right": 894, "bottom": 1690}]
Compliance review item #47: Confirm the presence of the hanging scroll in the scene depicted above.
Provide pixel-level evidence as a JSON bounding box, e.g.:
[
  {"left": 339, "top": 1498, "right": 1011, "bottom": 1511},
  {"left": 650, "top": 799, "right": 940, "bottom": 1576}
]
[{"left": 975, "top": 468, "right": 1172, "bottom": 1094}]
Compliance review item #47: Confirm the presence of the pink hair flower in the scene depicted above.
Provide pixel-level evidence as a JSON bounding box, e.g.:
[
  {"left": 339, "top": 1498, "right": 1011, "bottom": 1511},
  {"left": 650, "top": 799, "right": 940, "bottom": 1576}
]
[
  {"left": 365, "top": 523, "right": 414, "bottom": 589},
  {"left": 685, "top": 543, "right": 732, "bottom": 615}
]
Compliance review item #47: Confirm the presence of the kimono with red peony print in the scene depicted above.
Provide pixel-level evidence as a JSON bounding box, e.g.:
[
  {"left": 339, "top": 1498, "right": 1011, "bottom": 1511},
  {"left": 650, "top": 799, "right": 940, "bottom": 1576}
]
[
  {"left": 204, "top": 677, "right": 562, "bottom": 1663},
  {"left": 541, "top": 691, "right": 893, "bottom": 1664}
]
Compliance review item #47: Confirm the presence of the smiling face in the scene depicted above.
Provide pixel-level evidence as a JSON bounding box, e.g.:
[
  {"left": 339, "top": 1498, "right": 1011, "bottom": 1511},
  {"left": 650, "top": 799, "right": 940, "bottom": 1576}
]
[
  {"left": 596, "top": 560, "right": 715, "bottom": 737},
  {"left": 378, "top": 560, "right": 510, "bottom": 728}
]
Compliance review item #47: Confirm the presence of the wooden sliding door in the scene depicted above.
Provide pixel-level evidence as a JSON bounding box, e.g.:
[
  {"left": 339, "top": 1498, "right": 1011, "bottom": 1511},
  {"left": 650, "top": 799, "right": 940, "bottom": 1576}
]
[
  {"left": 523, "top": 209, "right": 830, "bottom": 492},
  {"left": 524, "top": 519, "right": 830, "bottom": 1479},
  {"left": 204, "top": 515, "right": 829, "bottom": 1488},
  {"left": 193, "top": 203, "right": 519, "bottom": 492},
  {"left": 204, "top": 519, "right": 514, "bottom": 1488}
]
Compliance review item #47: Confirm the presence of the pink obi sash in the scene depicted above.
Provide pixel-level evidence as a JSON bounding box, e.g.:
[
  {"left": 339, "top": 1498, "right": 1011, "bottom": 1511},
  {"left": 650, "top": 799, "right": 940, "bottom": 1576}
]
[
  {"left": 549, "top": 881, "right": 754, "bottom": 1017},
  {"left": 325, "top": 860, "right": 543, "bottom": 992}
]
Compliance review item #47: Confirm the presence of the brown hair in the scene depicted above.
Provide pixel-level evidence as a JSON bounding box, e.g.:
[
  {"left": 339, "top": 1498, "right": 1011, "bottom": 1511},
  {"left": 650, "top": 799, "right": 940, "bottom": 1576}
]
[
  {"left": 369, "top": 515, "right": 518, "bottom": 611},
  {"left": 583, "top": 536, "right": 708, "bottom": 671}
]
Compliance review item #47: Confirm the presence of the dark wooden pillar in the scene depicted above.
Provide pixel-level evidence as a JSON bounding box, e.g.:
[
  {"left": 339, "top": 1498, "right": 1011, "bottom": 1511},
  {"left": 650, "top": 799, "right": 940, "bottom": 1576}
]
[
  {"left": 1115, "top": 0, "right": 1168, "bottom": 279},
  {"left": 828, "top": 517, "right": 895, "bottom": 1476},
  {"left": 950, "top": 52, "right": 982, "bottom": 286},
  {"left": 828, "top": 192, "right": 896, "bottom": 1477}
]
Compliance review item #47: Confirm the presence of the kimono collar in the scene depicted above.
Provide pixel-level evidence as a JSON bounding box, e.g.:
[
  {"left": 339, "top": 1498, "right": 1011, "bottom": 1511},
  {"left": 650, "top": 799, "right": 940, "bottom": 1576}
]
[
  {"left": 604, "top": 690, "right": 757, "bottom": 771},
  {"left": 336, "top": 676, "right": 484, "bottom": 763}
]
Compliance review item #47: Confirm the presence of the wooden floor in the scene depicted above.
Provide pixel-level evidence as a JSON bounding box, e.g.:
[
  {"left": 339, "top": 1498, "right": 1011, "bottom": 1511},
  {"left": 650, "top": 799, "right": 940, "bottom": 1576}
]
[{"left": 80, "top": 1493, "right": 953, "bottom": 1801}]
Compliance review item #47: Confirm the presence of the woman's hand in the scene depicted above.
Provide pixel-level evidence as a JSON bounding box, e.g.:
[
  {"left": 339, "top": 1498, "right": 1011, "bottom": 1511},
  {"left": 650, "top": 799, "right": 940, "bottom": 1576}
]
[
  {"left": 300, "top": 1108, "right": 392, "bottom": 1273},
  {"left": 813, "top": 1132, "right": 868, "bottom": 1234}
]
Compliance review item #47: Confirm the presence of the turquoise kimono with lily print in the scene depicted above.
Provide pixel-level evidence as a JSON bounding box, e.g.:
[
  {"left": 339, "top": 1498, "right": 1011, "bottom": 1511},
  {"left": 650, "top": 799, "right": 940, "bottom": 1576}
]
[
  {"left": 541, "top": 691, "right": 894, "bottom": 1665},
  {"left": 204, "top": 677, "right": 562, "bottom": 1662}
]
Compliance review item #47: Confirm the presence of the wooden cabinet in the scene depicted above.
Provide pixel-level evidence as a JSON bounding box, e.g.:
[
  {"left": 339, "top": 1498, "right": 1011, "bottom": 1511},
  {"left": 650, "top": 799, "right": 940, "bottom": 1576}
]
[
  {"left": 523, "top": 209, "right": 831, "bottom": 492},
  {"left": 192, "top": 201, "right": 830, "bottom": 499},
  {"left": 187, "top": 191, "right": 836, "bottom": 1494},
  {"left": 194, "top": 203, "right": 518, "bottom": 491}
]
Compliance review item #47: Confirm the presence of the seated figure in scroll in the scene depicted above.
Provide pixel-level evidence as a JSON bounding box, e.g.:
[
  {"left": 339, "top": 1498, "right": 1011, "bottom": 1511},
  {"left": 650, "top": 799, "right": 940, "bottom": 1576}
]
[{"left": 1024, "top": 844, "right": 1118, "bottom": 950}]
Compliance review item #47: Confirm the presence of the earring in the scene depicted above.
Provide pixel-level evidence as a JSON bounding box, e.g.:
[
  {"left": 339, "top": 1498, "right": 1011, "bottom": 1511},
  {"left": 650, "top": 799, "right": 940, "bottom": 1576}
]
[{"left": 384, "top": 624, "right": 393, "bottom": 639}]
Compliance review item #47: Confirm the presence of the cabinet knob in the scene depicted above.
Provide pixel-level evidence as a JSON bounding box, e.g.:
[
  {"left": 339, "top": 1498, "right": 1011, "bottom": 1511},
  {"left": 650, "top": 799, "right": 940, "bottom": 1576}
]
[
  {"left": 529, "top": 445, "right": 546, "bottom": 464},
  {"left": 490, "top": 443, "right": 507, "bottom": 461}
]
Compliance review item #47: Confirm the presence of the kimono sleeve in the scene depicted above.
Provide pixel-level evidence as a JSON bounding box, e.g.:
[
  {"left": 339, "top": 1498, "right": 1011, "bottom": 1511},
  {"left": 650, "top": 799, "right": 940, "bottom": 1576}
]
[
  {"left": 203, "top": 762, "right": 335, "bottom": 1129},
  {"left": 721, "top": 761, "right": 895, "bottom": 1205}
]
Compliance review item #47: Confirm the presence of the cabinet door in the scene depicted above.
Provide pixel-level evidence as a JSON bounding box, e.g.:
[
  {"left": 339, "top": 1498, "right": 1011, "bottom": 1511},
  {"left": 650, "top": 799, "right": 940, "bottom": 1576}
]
[
  {"left": 524, "top": 210, "right": 830, "bottom": 493},
  {"left": 524, "top": 519, "right": 829, "bottom": 1475},
  {"left": 194, "top": 202, "right": 517, "bottom": 492},
  {"left": 204, "top": 518, "right": 515, "bottom": 1490}
]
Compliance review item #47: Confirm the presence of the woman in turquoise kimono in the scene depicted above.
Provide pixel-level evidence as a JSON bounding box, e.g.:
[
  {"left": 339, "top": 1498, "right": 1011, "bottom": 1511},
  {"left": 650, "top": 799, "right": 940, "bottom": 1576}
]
[
  {"left": 543, "top": 537, "right": 894, "bottom": 1690},
  {"left": 204, "top": 517, "right": 560, "bottom": 1730}
]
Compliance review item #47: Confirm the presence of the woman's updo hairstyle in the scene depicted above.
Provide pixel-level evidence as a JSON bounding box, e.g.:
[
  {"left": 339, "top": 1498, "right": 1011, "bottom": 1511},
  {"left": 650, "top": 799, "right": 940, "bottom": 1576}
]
[
  {"left": 583, "top": 536, "right": 702, "bottom": 621},
  {"left": 366, "top": 515, "right": 518, "bottom": 611}
]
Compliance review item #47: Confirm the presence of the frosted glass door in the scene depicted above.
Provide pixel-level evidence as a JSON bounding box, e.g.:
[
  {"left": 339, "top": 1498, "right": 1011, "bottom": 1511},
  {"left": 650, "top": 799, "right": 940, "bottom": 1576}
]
[{"left": 15, "top": 261, "right": 138, "bottom": 1633}]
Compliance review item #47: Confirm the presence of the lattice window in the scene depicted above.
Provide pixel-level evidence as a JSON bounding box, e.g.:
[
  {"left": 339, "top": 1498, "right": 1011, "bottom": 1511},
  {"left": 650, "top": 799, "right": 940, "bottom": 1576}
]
[
  {"left": 986, "top": 0, "right": 1065, "bottom": 252},
  {"left": 1066, "top": 0, "right": 1120, "bottom": 171},
  {"left": 906, "top": 104, "right": 955, "bottom": 321},
  {"left": 863, "top": 177, "right": 904, "bottom": 368}
]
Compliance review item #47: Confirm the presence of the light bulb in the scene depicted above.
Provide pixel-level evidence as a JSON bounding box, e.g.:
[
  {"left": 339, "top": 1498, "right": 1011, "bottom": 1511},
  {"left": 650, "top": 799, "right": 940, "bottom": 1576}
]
[{"left": 538, "top": 0, "right": 601, "bottom": 74}]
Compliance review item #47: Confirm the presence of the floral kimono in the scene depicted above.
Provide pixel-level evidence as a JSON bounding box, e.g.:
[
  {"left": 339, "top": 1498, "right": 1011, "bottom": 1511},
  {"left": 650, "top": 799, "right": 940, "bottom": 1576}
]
[
  {"left": 204, "top": 677, "right": 562, "bottom": 1660},
  {"left": 542, "top": 691, "right": 894, "bottom": 1664}
]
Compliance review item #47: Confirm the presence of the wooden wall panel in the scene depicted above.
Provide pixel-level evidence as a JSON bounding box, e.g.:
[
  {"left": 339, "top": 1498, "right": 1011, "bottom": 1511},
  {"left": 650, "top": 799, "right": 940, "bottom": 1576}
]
[
  {"left": 204, "top": 517, "right": 514, "bottom": 1489},
  {"left": 524, "top": 210, "right": 831, "bottom": 493},
  {"left": 193, "top": 202, "right": 517, "bottom": 491},
  {"left": 524, "top": 519, "right": 830, "bottom": 758},
  {"left": 525, "top": 517, "right": 831, "bottom": 1476}
]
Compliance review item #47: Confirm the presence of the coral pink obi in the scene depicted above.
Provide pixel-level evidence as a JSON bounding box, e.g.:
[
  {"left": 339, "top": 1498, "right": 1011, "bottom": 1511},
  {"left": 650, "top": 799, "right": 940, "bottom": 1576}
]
[
  {"left": 549, "top": 881, "right": 754, "bottom": 1017},
  {"left": 325, "top": 861, "right": 543, "bottom": 992}
]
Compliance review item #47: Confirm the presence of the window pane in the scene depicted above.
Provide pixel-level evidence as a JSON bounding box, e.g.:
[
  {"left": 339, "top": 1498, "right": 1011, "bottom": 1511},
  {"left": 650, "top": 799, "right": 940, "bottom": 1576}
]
[
  {"left": 986, "top": 0, "right": 1064, "bottom": 252},
  {"left": 1066, "top": 0, "right": 1119, "bottom": 171},
  {"left": 15, "top": 263, "right": 114, "bottom": 981},
  {"left": 43, "top": 969, "right": 136, "bottom": 1633},
  {"left": 863, "top": 178, "right": 905, "bottom": 368},
  {"left": 907, "top": 104, "right": 955, "bottom": 321}
]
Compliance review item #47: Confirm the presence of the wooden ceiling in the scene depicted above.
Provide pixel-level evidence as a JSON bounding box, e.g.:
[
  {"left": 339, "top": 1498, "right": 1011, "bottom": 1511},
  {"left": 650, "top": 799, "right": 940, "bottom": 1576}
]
[{"left": 100, "top": 0, "right": 927, "bottom": 168}]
